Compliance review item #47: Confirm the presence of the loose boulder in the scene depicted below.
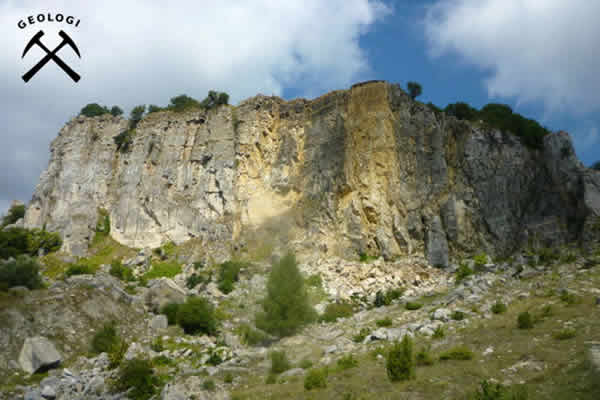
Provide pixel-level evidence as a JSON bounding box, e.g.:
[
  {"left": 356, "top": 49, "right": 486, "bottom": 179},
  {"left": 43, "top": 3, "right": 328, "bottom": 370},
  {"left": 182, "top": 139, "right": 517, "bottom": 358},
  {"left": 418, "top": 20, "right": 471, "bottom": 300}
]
[
  {"left": 144, "top": 278, "right": 186, "bottom": 312},
  {"left": 18, "top": 337, "right": 62, "bottom": 374}
]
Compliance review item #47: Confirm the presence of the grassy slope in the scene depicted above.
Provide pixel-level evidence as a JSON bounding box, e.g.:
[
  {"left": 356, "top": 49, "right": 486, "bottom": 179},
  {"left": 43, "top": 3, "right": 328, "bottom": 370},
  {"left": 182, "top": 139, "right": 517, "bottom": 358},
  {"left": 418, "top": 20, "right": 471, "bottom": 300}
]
[{"left": 231, "top": 266, "right": 600, "bottom": 400}]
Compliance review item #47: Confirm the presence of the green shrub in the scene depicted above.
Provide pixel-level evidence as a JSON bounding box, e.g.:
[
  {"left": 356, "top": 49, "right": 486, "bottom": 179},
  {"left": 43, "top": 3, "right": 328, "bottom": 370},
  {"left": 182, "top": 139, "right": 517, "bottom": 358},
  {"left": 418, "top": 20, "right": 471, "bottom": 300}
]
[
  {"left": 0, "top": 227, "right": 60, "bottom": 259},
  {"left": 160, "top": 302, "right": 180, "bottom": 325},
  {"left": 443, "top": 101, "right": 549, "bottom": 149},
  {"left": 478, "top": 103, "right": 548, "bottom": 149},
  {"left": 559, "top": 290, "right": 579, "bottom": 305},
  {"left": 28, "top": 229, "right": 62, "bottom": 255},
  {"left": 305, "top": 273, "right": 322, "bottom": 288},
  {"left": 552, "top": 328, "right": 576, "bottom": 340},
  {"left": 0, "top": 256, "right": 42, "bottom": 290},
  {"left": 147, "top": 105, "right": 163, "bottom": 114},
  {"left": 114, "top": 129, "right": 134, "bottom": 153},
  {"left": 236, "top": 323, "right": 268, "bottom": 346},
  {"left": 471, "top": 380, "right": 529, "bottom": 400},
  {"left": 0, "top": 225, "right": 60, "bottom": 259},
  {"left": 217, "top": 260, "right": 244, "bottom": 294},
  {"left": 376, "top": 317, "right": 393, "bottom": 327},
  {"left": 150, "top": 337, "right": 164, "bottom": 352},
  {"left": 432, "top": 325, "right": 445, "bottom": 339},
  {"left": 91, "top": 321, "right": 120, "bottom": 354},
  {"left": 0, "top": 227, "right": 29, "bottom": 258},
  {"left": 255, "top": 252, "right": 316, "bottom": 337},
  {"left": 385, "top": 288, "right": 405, "bottom": 303},
  {"left": 186, "top": 273, "right": 204, "bottom": 289},
  {"left": 537, "top": 247, "right": 560, "bottom": 265},
  {"left": 374, "top": 288, "right": 405, "bottom": 307},
  {"left": 176, "top": 296, "right": 217, "bottom": 335},
  {"left": 108, "top": 340, "right": 127, "bottom": 368},
  {"left": 110, "top": 260, "right": 134, "bottom": 281},
  {"left": 559, "top": 252, "right": 577, "bottom": 264},
  {"left": 456, "top": 263, "right": 474, "bottom": 283},
  {"left": 439, "top": 346, "right": 474, "bottom": 361},
  {"left": 444, "top": 102, "right": 478, "bottom": 121},
  {"left": 491, "top": 301, "right": 507, "bottom": 314},
  {"left": 113, "top": 358, "right": 158, "bottom": 400},
  {"left": 336, "top": 354, "right": 358, "bottom": 370},
  {"left": 320, "top": 302, "right": 354, "bottom": 322},
  {"left": 142, "top": 261, "right": 182, "bottom": 281},
  {"left": 473, "top": 253, "right": 488, "bottom": 267},
  {"left": 266, "top": 374, "right": 277, "bottom": 385},
  {"left": 94, "top": 209, "right": 110, "bottom": 242},
  {"left": 193, "top": 261, "right": 205, "bottom": 270},
  {"left": 416, "top": 346, "right": 434, "bottom": 366},
  {"left": 451, "top": 310, "right": 465, "bottom": 321},
  {"left": 304, "top": 367, "right": 328, "bottom": 390},
  {"left": 405, "top": 302, "right": 423, "bottom": 311},
  {"left": 517, "top": 312, "right": 533, "bottom": 329},
  {"left": 129, "top": 105, "right": 146, "bottom": 128},
  {"left": 374, "top": 290, "right": 386, "bottom": 307},
  {"left": 110, "top": 106, "right": 123, "bottom": 116},
  {"left": 151, "top": 355, "right": 171, "bottom": 367},
  {"left": 407, "top": 81, "right": 422, "bottom": 100},
  {"left": 202, "top": 379, "right": 216, "bottom": 391},
  {"left": 80, "top": 103, "right": 109, "bottom": 117},
  {"left": 370, "top": 345, "right": 388, "bottom": 360},
  {"left": 65, "top": 264, "right": 94, "bottom": 278},
  {"left": 540, "top": 304, "right": 553, "bottom": 318},
  {"left": 352, "top": 327, "right": 371, "bottom": 343},
  {"left": 427, "top": 102, "right": 442, "bottom": 113},
  {"left": 207, "top": 352, "right": 223, "bottom": 366},
  {"left": 299, "top": 358, "right": 313, "bottom": 369},
  {"left": 386, "top": 335, "right": 415, "bottom": 382},
  {"left": 359, "top": 252, "right": 377, "bottom": 263},
  {"left": 270, "top": 350, "right": 291, "bottom": 374},
  {"left": 1, "top": 203, "right": 25, "bottom": 227},
  {"left": 223, "top": 372, "right": 234, "bottom": 383}
]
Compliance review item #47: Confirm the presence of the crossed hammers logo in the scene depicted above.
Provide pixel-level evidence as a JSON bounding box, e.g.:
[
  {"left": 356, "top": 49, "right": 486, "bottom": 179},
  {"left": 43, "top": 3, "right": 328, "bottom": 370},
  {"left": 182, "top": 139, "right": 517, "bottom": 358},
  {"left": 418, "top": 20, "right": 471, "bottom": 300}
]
[{"left": 22, "top": 30, "right": 81, "bottom": 83}]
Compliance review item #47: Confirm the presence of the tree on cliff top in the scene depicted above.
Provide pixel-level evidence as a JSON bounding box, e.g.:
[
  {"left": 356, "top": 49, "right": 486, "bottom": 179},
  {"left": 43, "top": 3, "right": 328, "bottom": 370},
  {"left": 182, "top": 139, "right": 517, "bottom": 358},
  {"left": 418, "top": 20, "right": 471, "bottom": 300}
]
[
  {"left": 407, "top": 81, "right": 422, "bottom": 100},
  {"left": 168, "top": 95, "right": 201, "bottom": 112},
  {"left": 200, "top": 90, "right": 229, "bottom": 109},
  {"left": 80, "top": 103, "right": 110, "bottom": 117}
]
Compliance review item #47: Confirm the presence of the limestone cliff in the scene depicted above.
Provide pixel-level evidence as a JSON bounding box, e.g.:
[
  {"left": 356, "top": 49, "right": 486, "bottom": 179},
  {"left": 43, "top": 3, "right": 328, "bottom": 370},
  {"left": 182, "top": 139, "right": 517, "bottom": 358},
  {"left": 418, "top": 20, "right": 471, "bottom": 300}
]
[{"left": 24, "top": 81, "right": 600, "bottom": 263}]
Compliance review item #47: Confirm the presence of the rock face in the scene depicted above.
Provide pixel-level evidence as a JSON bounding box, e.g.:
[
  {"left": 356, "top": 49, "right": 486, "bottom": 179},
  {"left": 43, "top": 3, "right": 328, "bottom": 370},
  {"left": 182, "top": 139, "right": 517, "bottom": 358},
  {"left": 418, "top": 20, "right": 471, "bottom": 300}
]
[
  {"left": 24, "top": 81, "right": 600, "bottom": 260},
  {"left": 18, "top": 337, "right": 61, "bottom": 374}
]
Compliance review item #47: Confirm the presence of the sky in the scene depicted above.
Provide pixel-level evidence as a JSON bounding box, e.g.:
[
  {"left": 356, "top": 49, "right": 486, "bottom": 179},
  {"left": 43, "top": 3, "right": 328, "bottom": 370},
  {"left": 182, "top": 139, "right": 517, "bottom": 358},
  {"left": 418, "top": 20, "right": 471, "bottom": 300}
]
[{"left": 1, "top": 0, "right": 599, "bottom": 214}]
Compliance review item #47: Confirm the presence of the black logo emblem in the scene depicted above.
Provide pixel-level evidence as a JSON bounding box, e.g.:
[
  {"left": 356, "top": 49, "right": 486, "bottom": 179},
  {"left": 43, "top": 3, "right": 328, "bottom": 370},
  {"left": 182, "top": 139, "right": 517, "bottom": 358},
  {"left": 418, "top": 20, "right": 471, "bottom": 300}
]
[{"left": 22, "top": 30, "right": 80, "bottom": 83}]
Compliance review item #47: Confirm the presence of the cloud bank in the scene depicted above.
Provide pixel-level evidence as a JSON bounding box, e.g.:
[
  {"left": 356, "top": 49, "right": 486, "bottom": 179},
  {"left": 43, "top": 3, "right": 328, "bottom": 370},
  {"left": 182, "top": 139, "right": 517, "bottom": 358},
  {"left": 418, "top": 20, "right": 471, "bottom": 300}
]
[{"left": 424, "top": 0, "right": 600, "bottom": 114}]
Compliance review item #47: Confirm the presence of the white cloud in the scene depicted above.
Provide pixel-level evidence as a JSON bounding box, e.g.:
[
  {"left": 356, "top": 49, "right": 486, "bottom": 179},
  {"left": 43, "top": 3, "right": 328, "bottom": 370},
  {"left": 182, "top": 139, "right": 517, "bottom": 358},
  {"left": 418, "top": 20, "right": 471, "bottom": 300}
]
[
  {"left": 423, "top": 0, "right": 600, "bottom": 113},
  {"left": 0, "top": 0, "right": 390, "bottom": 211}
]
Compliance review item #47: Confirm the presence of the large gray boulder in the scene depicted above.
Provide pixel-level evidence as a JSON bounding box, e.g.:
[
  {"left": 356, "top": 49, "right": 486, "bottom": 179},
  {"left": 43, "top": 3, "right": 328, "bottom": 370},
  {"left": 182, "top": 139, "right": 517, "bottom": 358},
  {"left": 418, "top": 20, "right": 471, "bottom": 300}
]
[
  {"left": 18, "top": 336, "right": 61, "bottom": 374},
  {"left": 144, "top": 278, "right": 186, "bottom": 312}
]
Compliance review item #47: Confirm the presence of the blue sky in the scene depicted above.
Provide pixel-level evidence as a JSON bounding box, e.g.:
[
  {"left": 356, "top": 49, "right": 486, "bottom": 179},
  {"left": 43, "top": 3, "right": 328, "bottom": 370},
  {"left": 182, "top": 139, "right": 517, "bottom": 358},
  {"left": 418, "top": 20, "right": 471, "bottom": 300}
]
[{"left": 1, "top": 0, "right": 599, "bottom": 213}]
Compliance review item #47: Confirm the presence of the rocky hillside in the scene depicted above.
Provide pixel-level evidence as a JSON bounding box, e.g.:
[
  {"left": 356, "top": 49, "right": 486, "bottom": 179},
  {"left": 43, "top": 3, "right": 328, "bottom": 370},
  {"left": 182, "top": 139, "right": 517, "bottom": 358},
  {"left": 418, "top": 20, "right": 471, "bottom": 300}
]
[
  {"left": 22, "top": 81, "right": 600, "bottom": 264},
  {"left": 2, "top": 243, "right": 599, "bottom": 399}
]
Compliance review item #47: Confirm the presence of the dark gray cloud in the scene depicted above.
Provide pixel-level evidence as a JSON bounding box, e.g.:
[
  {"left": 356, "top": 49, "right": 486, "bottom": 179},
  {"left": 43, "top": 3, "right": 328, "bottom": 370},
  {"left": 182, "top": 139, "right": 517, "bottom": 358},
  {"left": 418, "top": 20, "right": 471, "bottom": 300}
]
[{"left": 0, "top": 0, "right": 390, "bottom": 213}]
